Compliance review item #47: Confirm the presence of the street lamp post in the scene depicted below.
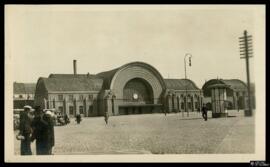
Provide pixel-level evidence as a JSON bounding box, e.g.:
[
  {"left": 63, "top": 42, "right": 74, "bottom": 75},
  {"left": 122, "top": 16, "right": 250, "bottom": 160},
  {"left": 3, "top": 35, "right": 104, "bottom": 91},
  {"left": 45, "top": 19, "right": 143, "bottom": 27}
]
[{"left": 184, "top": 53, "right": 192, "bottom": 117}]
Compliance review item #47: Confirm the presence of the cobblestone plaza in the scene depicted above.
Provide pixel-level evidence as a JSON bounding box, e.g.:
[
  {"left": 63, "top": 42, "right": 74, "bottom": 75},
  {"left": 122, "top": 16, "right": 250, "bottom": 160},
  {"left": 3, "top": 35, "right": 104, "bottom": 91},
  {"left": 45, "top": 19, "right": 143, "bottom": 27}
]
[{"left": 14, "top": 110, "right": 254, "bottom": 155}]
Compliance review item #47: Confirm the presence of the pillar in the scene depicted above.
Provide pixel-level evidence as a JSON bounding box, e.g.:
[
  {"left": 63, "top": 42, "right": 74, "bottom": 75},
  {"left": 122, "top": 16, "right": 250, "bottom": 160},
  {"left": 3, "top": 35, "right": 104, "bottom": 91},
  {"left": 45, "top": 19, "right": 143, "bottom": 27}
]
[
  {"left": 233, "top": 92, "right": 238, "bottom": 110},
  {"left": 172, "top": 94, "right": 176, "bottom": 112},
  {"left": 104, "top": 90, "right": 114, "bottom": 116},
  {"left": 44, "top": 98, "right": 47, "bottom": 109},
  {"left": 192, "top": 94, "right": 196, "bottom": 112},
  {"left": 83, "top": 98, "right": 87, "bottom": 117},
  {"left": 112, "top": 95, "right": 116, "bottom": 115},
  {"left": 73, "top": 98, "right": 77, "bottom": 115},
  {"left": 199, "top": 96, "right": 202, "bottom": 112},
  {"left": 63, "top": 98, "right": 67, "bottom": 116},
  {"left": 167, "top": 94, "right": 172, "bottom": 113},
  {"left": 177, "top": 96, "right": 180, "bottom": 112},
  {"left": 243, "top": 91, "right": 247, "bottom": 109},
  {"left": 53, "top": 98, "right": 56, "bottom": 109}
]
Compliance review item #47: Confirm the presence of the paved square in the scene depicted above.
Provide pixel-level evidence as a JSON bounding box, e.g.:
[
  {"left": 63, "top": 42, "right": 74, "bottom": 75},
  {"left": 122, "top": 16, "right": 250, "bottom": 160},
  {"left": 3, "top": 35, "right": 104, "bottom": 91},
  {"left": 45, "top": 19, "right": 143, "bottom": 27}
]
[{"left": 14, "top": 110, "right": 254, "bottom": 155}]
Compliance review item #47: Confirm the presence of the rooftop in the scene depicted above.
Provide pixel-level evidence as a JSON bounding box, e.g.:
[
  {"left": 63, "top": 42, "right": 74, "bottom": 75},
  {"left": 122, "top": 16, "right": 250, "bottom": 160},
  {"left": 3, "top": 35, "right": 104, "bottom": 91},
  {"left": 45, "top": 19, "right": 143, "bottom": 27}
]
[{"left": 13, "top": 82, "right": 36, "bottom": 94}]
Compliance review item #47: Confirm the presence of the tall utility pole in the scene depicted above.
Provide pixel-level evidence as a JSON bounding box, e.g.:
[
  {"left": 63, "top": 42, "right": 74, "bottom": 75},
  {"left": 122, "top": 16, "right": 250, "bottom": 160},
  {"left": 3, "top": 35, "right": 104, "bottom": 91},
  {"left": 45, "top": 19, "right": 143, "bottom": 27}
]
[
  {"left": 184, "top": 53, "right": 192, "bottom": 117},
  {"left": 239, "top": 30, "right": 253, "bottom": 116}
]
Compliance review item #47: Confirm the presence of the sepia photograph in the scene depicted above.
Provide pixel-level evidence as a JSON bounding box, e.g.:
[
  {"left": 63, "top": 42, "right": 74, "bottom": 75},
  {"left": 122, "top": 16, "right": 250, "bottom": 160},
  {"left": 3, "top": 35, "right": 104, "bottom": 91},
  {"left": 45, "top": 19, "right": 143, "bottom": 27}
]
[{"left": 4, "top": 5, "right": 265, "bottom": 162}]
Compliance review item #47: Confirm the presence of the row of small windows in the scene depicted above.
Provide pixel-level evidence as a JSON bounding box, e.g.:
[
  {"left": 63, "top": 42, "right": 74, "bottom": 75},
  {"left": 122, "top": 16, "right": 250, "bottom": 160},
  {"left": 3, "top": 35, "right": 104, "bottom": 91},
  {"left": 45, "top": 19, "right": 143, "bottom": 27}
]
[
  {"left": 57, "top": 94, "right": 94, "bottom": 101},
  {"left": 14, "top": 94, "right": 33, "bottom": 99}
]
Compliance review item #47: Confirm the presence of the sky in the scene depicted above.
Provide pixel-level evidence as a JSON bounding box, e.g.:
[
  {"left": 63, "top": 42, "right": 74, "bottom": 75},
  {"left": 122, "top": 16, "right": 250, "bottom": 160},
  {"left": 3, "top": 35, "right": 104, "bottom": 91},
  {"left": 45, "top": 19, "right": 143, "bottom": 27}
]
[{"left": 5, "top": 5, "right": 263, "bottom": 88}]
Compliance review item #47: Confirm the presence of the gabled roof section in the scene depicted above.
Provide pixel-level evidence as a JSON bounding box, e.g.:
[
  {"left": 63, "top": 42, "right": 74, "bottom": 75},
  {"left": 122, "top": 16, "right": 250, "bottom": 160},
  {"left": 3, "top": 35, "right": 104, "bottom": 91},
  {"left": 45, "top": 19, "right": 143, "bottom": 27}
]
[
  {"left": 164, "top": 79, "right": 200, "bottom": 90},
  {"left": 13, "top": 82, "right": 36, "bottom": 94},
  {"left": 49, "top": 73, "right": 100, "bottom": 79},
  {"left": 96, "top": 68, "right": 120, "bottom": 89},
  {"left": 39, "top": 77, "right": 103, "bottom": 92}
]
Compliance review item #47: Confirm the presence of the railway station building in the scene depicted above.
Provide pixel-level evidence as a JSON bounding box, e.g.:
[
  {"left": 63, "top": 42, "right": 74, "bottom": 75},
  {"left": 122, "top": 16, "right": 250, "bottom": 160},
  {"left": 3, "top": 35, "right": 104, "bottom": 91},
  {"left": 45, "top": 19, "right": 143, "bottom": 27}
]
[{"left": 34, "top": 61, "right": 202, "bottom": 117}]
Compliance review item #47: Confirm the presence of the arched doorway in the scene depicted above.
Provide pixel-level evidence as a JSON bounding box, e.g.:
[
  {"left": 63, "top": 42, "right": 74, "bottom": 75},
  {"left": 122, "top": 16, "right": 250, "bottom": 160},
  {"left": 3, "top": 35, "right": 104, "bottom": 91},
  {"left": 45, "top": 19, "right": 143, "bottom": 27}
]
[
  {"left": 119, "top": 78, "right": 155, "bottom": 115},
  {"left": 123, "top": 78, "right": 154, "bottom": 104}
]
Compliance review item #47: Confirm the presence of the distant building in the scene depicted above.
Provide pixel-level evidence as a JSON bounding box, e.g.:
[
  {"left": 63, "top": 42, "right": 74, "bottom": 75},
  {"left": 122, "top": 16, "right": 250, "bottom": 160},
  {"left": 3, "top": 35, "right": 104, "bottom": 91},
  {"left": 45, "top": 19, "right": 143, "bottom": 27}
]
[
  {"left": 164, "top": 79, "right": 203, "bottom": 113},
  {"left": 34, "top": 60, "right": 202, "bottom": 117},
  {"left": 13, "top": 82, "right": 36, "bottom": 109},
  {"left": 202, "top": 79, "right": 256, "bottom": 110}
]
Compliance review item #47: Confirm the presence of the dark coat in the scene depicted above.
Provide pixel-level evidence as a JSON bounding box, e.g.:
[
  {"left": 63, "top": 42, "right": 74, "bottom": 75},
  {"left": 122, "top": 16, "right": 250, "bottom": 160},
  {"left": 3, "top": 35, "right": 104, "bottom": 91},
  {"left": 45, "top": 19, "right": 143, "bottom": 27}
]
[
  {"left": 76, "top": 114, "right": 82, "bottom": 123},
  {"left": 19, "top": 111, "right": 32, "bottom": 135},
  {"left": 31, "top": 114, "right": 55, "bottom": 155},
  {"left": 19, "top": 111, "right": 33, "bottom": 155},
  {"left": 202, "top": 106, "right": 208, "bottom": 114}
]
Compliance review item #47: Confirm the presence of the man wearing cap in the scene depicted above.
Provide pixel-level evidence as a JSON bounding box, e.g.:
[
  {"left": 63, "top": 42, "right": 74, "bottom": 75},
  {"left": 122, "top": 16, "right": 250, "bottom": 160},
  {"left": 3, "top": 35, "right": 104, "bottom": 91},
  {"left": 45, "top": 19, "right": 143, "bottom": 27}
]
[{"left": 17, "top": 105, "right": 33, "bottom": 155}]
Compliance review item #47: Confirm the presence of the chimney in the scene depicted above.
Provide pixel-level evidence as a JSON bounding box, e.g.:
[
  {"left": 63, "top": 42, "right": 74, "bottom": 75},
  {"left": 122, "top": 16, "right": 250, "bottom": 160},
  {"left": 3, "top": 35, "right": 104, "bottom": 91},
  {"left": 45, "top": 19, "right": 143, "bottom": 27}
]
[{"left": 73, "top": 60, "right": 77, "bottom": 75}]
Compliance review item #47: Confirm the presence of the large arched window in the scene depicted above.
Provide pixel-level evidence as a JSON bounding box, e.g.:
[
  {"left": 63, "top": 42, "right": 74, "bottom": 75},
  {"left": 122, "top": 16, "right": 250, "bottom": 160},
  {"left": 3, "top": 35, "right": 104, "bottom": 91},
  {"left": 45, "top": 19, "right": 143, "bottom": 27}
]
[{"left": 123, "top": 78, "right": 153, "bottom": 104}]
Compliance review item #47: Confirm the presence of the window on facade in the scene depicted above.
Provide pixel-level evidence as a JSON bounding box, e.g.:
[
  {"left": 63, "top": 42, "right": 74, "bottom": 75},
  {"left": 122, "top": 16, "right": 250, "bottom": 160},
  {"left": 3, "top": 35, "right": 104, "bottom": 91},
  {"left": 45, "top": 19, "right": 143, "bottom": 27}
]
[
  {"left": 195, "top": 102, "right": 199, "bottom": 110},
  {"left": 89, "top": 94, "right": 93, "bottom": 101},
  {"left": 181, "top": 102, "right": 184, "bottom": 109},
  {"left": 89, "top": 105, "right": 93, "bottom": 113},
  {"left": 69, "top": 106, "right": 74, "bottom": 115},
  {"left": 79, "top": 106, "right": 84, "bottom": 114},
  {"left": 172, "top": 97, "right": 175, "bottom": 109},
  {"left": 188, "top": 102, "right": 192, "bottom": 109},
  {"left": 177, "top": 98, "right": 180, "bottom": 110},
  {"left": 58, "top": 95, "right": 63, "bottom": 101},
  {"left": 69, "top": 95, "right": 74, "bottom": 101},
  {"left": 79, "top": 95, "right": 84, "bottom": 101},
  {"left": 58, "top": 106, "right": 63, "bottom": 113}
]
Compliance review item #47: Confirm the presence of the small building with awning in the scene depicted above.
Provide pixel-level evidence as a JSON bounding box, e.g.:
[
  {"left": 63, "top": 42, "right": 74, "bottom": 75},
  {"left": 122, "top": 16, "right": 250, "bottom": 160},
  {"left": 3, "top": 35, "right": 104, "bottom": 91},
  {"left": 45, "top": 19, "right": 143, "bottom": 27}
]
[{"left": 202, "top": 79, "right": 255, "bottom": 110}]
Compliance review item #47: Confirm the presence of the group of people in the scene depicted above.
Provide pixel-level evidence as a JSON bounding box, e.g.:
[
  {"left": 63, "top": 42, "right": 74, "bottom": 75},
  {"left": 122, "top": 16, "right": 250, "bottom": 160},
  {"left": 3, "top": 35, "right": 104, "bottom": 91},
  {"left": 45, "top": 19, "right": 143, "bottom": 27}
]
[
  {"left": 17, "top": 105, "right": 55, "bottom": 155},
  {"left": 56, "top": 114, "right": 70, "bottom": 126},
  {"left": 17, "top": 103, "right": 208, "bottom": 155}
]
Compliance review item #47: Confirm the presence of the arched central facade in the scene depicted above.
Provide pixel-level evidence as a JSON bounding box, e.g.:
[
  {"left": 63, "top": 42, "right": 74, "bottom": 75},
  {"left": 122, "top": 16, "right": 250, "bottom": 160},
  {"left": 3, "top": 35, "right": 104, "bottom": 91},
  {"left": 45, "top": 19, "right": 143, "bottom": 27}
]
[
  {"left": 99, "top": 62, "right": 166, "bottom": 116},
  {"left": 123, "top": 78, "right": 153, "bottom": 104}
]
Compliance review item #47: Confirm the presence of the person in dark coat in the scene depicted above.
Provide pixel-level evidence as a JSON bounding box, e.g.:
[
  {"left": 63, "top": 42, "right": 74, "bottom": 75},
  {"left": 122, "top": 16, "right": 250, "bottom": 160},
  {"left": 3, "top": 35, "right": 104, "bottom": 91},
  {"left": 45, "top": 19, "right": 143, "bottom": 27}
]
[
  {"left": 202, "top": 104, "right": 208, "bottom": 121},
  {"left": 104, "top": 111, "right": 109, "bottom": 125},
  {"left": 31, "top": 107, "right": 55, "bottom": 155},
  {"left": 17, "top": 105, "right": 34, "bottom": 155},
  {"left": 76, "top": 114, "right": 82, "bottom": 124},
  {"left": 162, "top": 105, "right": 167, "bottom": 116},
  {"left": 42, "top": 110, "right": 55, "bottom": 154},
  {"left": 64, "top": 114, "right": 70, "bottom": 125}
]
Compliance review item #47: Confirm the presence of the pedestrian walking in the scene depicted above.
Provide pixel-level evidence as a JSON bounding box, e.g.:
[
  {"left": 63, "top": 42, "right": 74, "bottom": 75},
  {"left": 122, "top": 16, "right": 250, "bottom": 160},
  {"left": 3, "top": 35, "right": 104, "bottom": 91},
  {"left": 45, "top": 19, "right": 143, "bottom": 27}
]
[
  {"left": 76, "top": 114, "right": 82, "bottom": 124},
  {"left": 104, "top": 111, "right": 109, "bottom": 124},
  {"left": 16, "top": 105, "right": 34, "bottom": 155},
  {"left": 163, "top": 105, "right": 167, "bottom": 116},
  {"left": 31, "top": 106, "right": 55, "bottom": 155},
  {"left": 202, "top": 104, "right": 208, "bottom": 121},
  {"left": 64, "top": 114, "right": 70, "bottom": 125}
]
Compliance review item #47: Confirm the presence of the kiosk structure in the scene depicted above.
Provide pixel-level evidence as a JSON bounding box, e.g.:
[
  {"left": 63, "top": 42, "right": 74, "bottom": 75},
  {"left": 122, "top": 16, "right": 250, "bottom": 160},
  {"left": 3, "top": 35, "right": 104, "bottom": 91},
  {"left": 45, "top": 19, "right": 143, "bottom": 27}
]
[{"left": 208, "top": 83, "right": 230, "bottom": 118}]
